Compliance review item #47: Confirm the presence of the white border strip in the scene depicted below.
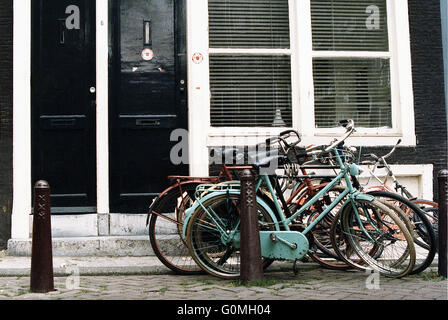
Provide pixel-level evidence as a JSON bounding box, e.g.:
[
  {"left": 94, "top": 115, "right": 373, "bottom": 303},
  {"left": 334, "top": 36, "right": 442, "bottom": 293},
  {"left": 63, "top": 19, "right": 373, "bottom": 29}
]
[
  {"left": 12, "top": 0, "right": 32, "bottom": 239},
  {"left": 209, "top": 48, "right": 291, "bottom": 55},
  {"left": 96, "top": 0, "right": 109, "bottom": 214},
  {"left": 187, "top": 0, "right": 210, "bottom": 175}
]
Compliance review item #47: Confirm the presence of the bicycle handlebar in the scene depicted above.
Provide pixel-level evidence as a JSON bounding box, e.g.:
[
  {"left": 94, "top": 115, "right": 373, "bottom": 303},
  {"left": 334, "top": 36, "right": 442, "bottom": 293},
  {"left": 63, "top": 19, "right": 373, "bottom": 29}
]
[
  {"left": 300, "top": 120, "right": 356, "bottom": 159},
  {"left": 382, "top": 139, "right": 401, "bottom": 159},
  {"left": 363, "top": 138, "right": 401, "bottom": 164},
  {"left": 256, "top": 121, "right": 355, "bottom": 163},
  {"left": 324, "top": 119, "right": 355, "bottom": 153},
  {"left": 258, "top": 129, "right": 302, "bottom": 156}
]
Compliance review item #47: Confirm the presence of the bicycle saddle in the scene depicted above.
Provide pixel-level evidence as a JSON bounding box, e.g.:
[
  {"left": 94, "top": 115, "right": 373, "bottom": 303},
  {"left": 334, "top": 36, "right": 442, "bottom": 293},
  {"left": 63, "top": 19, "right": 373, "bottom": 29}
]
[
  {"left": 251, "top": 154, "right": 288, "bottom": 170},
  {"left": 210, "top": 147, "right": 244, "bottom": 164},
  {"left": 247, "top": 148, "right": 279, "bottom": 163}
]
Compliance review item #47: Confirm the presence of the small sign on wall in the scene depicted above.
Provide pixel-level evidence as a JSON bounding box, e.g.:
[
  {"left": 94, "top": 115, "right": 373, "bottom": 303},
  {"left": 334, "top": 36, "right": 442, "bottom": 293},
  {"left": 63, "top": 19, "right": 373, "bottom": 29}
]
[{"left": 192, "top": 52, "right": 204, "bottom": 64}]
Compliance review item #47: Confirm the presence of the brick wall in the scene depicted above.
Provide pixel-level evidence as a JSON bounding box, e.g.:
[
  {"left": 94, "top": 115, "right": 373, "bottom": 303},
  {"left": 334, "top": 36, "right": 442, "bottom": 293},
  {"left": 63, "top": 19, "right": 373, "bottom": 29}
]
[{"left": 0, "top": 0, "right": 13, "bottom": 249}]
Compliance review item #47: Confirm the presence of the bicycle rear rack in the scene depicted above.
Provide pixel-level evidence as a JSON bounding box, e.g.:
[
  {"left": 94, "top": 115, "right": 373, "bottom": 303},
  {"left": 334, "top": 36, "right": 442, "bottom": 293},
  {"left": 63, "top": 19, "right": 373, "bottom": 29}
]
[{"left": 194, "top": 182, "right": 242, "bottom": 200}]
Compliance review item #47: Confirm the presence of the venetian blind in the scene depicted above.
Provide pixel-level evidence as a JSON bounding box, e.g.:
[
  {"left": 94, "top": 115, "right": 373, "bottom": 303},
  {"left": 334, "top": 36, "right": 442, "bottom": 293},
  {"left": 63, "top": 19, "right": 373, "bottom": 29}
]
[
  {"left": 210, "top": 55, "right": 292, "bottom": 127},
  {"left": 311, "top": 0, "right": 389, "bottom": 51},
  {"left": 208, "top": 0, "right": 290, "bottom": 49},
  {"left": 208, "top": 0, "right": 292, "bottom": 127},
  {"left": 313, "top": 58, "right": 392, "bottom": 128},
  {"left": 311, "top": 0, "right": 392, "bottom": 128}
]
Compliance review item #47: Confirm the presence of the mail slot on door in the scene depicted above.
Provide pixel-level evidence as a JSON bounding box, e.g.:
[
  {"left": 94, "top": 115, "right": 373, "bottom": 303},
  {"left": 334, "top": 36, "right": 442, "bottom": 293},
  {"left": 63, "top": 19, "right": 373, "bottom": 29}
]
[
  {"left": 40, "top": 115, "right": 86, "bottom": 130},
  {"left": 119, "top": 115, "right": 178, "bottom": 129}
]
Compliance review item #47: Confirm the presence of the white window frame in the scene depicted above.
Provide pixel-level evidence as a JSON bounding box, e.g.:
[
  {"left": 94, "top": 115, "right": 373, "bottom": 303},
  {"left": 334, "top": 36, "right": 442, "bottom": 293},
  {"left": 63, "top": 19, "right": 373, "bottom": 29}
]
[{"left": 187, "top": 0, "right": 416, "bottom": 168}]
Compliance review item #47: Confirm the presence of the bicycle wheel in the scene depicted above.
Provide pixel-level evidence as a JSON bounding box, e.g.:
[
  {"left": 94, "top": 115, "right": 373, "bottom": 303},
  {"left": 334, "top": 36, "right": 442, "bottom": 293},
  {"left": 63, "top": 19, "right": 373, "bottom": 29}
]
[
  {"left": 367, "top": 191, "right": 436, "bottom": 274},
  {"left": 339, "top": 198, "right": 416, "bottom": 278},
  {"left": 304, "top": 185, "right": 348, "bottom": 260},
  {"left": 286, "top": 184, "right": 353, "bottom": 270},
  {"left": 330, "top": 209, "right": 373, "bottom": 269},
  {"left": 185, "top": 192, "right": 276, "bottom": 279},
  {"left": 412, "top": 199, "right": 438, "bottom": 247},
  {"left": 149, "top": 183, "right": 204, "bottom": 275}
]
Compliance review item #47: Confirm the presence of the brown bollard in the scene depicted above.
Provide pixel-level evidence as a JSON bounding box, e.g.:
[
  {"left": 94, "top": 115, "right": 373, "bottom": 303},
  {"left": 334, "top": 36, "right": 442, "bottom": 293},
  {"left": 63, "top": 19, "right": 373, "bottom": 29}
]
[
  {"left": 240, "top": 169, "right": 263, "bottom": 283},
  {"left": 30, "top": 180, "right": 55, "bottom": 293},
  {"left": 438, "top": 170, "right": 448, "bottom": 278}
]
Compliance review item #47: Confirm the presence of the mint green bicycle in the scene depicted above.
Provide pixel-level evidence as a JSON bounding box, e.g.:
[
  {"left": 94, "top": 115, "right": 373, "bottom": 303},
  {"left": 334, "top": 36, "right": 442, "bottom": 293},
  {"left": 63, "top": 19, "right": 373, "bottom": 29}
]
[{"left": 182, "top": 120, "right": 416, "bottom": 279}]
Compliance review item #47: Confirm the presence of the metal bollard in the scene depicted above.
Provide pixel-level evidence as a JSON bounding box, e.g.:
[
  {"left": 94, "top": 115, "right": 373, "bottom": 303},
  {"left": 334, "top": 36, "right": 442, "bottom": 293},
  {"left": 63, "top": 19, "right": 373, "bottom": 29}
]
[
  {"left": 240, "top": 169, "right": 263, "bottom": 283},
  {"left": 438, "top": 170, "right": 448, "bottom": 278},
  {"left": 30, "top": 180, "right": 55, "bottom": 293}
]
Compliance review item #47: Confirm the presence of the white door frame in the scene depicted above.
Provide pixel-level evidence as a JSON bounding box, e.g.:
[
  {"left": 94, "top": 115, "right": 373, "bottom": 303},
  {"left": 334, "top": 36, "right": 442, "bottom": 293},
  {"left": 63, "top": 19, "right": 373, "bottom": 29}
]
[
  {"left": 11, "top": 0, "right": 111, "bottom": 239},
  {"left": 96, "top": 0, "right": 109, "bottom": 214},
  {"left": 12, "top": 0, "right": 32, "bottom": 239}
]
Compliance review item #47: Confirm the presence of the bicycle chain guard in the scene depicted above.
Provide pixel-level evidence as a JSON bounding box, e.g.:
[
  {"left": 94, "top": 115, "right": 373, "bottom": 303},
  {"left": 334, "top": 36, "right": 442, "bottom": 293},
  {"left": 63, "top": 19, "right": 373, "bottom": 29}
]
[{"left": 259, "top": 231, "right": 309, "bottom": 261}]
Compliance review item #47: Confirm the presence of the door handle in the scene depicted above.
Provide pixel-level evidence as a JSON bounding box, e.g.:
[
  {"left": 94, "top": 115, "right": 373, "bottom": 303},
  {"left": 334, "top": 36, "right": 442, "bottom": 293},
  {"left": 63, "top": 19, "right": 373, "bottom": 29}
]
[
  {"left": 58, "top": 19, "right": 66, "bottom": 45},
  {"left": 90, "top": 87, "right": 96, "bottom": 94}
]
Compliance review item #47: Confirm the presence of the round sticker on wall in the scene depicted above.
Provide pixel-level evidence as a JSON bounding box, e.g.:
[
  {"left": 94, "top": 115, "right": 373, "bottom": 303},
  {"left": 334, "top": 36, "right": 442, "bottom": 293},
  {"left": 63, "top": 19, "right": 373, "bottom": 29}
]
[
  {"left": 192, "top": 52, "right": 204, "bottom": 64},
  {"left": 141, "top": 48, "right": 154, "bottom": 61}
]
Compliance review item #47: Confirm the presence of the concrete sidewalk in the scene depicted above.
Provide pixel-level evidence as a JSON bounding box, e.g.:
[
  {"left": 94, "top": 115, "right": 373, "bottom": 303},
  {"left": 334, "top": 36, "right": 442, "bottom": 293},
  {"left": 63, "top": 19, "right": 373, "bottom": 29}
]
[
  {"left": 1, "top": 251, "right": 446, "bottom": 300},
  {"left": 0, "top": 251, "right": 301, "bottom": 277}
]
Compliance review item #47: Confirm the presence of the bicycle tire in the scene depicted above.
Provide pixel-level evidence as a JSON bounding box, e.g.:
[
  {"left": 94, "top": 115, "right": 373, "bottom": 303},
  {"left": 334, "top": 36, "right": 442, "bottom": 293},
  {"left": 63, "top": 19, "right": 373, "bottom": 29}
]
[
  {"left": 185, "top": 192, "right": 277, "bottom": 279},
  {"left": 412, "top": 199, "right": 438, "bottom": 246},
  {"left": 330, "top": 209, "right": 372, "bottom": 269},
  {"left": 367, "top": 191, "right": 436, "bottom": 274},
  {"left": 340, "top": 198, "right": 416, "bottom": 278},
  {"left": 149, "top": 182, "right": 204, "bottom": 275}
]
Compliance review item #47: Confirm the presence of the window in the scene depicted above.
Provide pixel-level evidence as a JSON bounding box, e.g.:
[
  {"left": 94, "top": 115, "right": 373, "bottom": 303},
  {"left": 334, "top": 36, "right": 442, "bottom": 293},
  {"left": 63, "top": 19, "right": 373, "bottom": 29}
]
[
  {"left": 311, "top": 0, "right": 392, "bottom": 128},
  {"left": 313, "top": 58, "right": 391, "bottom": 128},
  {"left": 208, "top": 0, "right": 293, "bottom": 127},
  {"left": 311, "top": 0, "right": 389, "bottom": 51},
  {"left": 190, "top": 0, "right": 415, "bottom": 149}
]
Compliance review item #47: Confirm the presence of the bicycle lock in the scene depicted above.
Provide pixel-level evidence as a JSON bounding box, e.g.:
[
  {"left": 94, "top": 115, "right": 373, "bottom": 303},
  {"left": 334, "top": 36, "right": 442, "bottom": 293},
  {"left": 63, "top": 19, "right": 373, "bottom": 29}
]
[
  {"left": 438, "top": 170, "right": 448, "bottom": 278},
  {"left": 30, "top": 180, "right": 55, "bottom": 293}
]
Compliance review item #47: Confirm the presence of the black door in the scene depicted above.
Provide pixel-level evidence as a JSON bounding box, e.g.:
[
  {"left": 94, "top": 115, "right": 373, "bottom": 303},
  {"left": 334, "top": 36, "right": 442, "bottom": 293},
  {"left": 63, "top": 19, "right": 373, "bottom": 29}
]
[
  {"left": 110, "top": 0, "right": 188, "bottom": 212},
  {"left": 32, "top": 0, "right": 96, "bottom": 212}
]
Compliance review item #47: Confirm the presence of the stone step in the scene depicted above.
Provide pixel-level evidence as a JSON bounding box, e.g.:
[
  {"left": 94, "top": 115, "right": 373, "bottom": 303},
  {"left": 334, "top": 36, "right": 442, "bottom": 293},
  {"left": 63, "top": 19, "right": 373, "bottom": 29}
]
[{"left": 7, "top": 236, "right": 155, "bottom": 257}]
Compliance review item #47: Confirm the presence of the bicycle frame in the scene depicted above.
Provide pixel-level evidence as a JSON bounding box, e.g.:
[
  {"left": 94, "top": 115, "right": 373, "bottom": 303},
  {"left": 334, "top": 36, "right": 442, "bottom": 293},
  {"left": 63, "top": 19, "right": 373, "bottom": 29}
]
[
  {"left": 182, "top": 148, "right": 376, "bottom": 255},
  {"left": 146, "top": 163, "right": 236, "bottom": 226},
  {"left": 363, "top": 157, "right": 416, "bottom": 200}
]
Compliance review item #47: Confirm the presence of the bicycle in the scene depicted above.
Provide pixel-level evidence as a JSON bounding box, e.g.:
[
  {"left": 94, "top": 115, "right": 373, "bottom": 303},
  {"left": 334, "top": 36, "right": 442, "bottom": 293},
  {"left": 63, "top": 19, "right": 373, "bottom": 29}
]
[
  {"left": 147, "top": 147, "right": 279, "bottom": 274},
  {"left": 289, "top": 141, "right": 437, "bottom": 274},
  {"left": 361, "top": 140, "right": 439, "bottom": 227},
  {"left": 296, "top": 143, "right": 437, "bottom": 274},
  {"left": 146, "top": 148, "right": 239, "bottom": 274},
  {"left": 182, "top": 120, "right": 416, "bottom": 279}
]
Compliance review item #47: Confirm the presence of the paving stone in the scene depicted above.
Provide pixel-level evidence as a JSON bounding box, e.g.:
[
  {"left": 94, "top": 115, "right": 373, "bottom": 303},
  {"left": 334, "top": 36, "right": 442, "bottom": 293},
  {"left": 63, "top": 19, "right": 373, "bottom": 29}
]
[{"left": 0, "top": 270, "right": 446, "bottom": 300}]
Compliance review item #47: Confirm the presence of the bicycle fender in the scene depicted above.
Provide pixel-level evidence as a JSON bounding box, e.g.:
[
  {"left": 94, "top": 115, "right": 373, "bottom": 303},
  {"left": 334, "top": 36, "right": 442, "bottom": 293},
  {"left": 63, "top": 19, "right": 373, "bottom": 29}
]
[
  {"left": 146, "top": 196, "right": 160, "bottom": 226},
  {"left": 145, "top": 180, "right": 209, "bottom": 226},
  {"left": 181, "top": 190, "right": 280, "bottom": 239},
  {"left": 355, "top": 192, "right": 375, "bottom": 202},
  {"left": 336, "top": 191, "right": 375, "bottom": 216}
]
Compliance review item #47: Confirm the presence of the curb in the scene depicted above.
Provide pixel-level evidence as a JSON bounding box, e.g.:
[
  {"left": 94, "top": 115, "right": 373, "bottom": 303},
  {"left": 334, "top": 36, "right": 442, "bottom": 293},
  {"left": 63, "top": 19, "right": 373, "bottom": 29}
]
[{"left": 0, "top": 260, "right": 320, "bottom": 277}]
